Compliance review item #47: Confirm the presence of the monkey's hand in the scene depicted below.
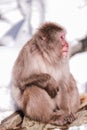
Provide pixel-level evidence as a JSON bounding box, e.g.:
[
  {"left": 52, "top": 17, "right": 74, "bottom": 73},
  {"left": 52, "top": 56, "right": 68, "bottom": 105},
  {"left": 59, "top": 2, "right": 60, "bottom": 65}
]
[
  {"left": 45, "top": 82, "right": 59, "bottom": 98},
  {"left": 32, "top": 73, "right": 59, "bottom": 98},
  {"left": 44, "top": 75, "right": 59, "bottom": 98},
  {"left": 23, "top": 73, "right": 59, "bottom": 98}
]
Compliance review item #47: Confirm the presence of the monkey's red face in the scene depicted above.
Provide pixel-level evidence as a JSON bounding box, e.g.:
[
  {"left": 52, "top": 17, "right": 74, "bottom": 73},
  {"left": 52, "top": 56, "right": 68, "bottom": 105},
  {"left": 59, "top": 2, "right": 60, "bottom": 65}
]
[{"left": 59, "top": 32, "right": 69, "bottom": 57}]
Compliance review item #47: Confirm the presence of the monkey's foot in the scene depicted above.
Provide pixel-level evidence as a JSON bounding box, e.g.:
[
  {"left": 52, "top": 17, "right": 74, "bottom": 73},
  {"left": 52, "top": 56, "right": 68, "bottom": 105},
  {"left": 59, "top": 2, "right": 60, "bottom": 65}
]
[
  {"left": 49, "top": 119, "right": 67, "bottom": 126},
  {"left": 64, "top": 113, "right": 76, "bottom": 124},
  {"left": 49, "top": 115, "right": 67, "bottom": 126}
]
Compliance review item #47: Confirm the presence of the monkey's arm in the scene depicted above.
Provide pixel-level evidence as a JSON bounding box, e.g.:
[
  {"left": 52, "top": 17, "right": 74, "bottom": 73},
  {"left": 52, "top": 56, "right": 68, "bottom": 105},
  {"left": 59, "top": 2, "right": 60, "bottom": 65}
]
[
  {"left": 19, "top": 73, "right": 59, "bottom": 98},
  {"left": 13, "top": 46, "right": 58, "bottom": 98}
]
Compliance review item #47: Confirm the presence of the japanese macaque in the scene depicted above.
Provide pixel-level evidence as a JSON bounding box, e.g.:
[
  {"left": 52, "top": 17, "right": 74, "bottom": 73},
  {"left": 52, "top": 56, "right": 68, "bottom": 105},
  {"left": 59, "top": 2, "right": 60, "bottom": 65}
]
[{"left": 11, "top": 22, "right": 80, "bottom": 125}]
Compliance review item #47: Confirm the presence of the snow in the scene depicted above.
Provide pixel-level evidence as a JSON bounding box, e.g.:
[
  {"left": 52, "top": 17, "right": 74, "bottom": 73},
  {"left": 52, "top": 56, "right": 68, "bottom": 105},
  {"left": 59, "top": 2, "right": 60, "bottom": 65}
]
[
  {"left": 0, "top": 87, "right": 15, "bottom": 122},
  {"left": 0, "top": 47, "right": 19, "bottom": 122},
  {"left": 0, "top": 47, "right": 19, "bottom": 86},
  {"left": 70, "top": 52, "right": 87, "bottom": 84},
  {"left": 70, "top": 52, "right": 87, "bottom": 93},
  {"left": 46, "top": 0, "right": 87, "bottom": 42}
]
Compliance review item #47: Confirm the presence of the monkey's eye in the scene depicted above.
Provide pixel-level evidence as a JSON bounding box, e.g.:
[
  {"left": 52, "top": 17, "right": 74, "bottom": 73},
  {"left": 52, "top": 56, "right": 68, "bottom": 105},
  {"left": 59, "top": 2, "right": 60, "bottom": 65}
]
[
  {"left": 60, "top": 35, "right": 65, "bottom": 40},
  {"left": 39, "top": 35, "right": 46, "bottom": 41},
  {"left": 39, "top": 36, "right": 43, "bottom": 40}
]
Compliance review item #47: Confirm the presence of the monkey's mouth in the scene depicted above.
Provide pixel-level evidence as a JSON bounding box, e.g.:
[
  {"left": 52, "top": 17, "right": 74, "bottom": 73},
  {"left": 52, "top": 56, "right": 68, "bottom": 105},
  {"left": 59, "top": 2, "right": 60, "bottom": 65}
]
[
  {"left": 62, "top": 50, "right": 68, "bottom": 57},
  {"left": 63, "top": 51, "right": 68, "bottom": 53}
]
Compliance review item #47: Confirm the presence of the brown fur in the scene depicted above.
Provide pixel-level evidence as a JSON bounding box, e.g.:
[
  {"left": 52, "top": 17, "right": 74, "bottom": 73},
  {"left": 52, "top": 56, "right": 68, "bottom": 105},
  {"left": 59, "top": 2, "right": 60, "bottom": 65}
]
[{"left": 11, "top": 22, "right": 80, "bottom": 125}]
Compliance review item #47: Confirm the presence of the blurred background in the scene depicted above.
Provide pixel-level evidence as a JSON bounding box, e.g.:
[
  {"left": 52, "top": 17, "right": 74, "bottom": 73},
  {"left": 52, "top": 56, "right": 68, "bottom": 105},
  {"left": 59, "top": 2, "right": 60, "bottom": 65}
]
[{"left": 0, "top": 0, "right": 87, "bottom": 129}]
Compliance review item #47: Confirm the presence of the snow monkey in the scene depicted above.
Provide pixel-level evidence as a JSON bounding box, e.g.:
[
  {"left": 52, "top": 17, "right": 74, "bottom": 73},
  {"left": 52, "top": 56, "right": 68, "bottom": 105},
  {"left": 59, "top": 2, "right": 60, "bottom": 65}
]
[{"left": 11, "top": 22, "right": 80, "bottom": 125}]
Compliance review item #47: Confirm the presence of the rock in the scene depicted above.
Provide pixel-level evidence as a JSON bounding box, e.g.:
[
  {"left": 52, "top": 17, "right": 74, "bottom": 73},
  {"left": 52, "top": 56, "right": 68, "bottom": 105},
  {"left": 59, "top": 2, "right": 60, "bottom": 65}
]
[
  {"left": 0, "top": 111, "right": 23, "bottom": 130},
  {"left": 22, "top": 117, "right": 64, "bottom": 130}
]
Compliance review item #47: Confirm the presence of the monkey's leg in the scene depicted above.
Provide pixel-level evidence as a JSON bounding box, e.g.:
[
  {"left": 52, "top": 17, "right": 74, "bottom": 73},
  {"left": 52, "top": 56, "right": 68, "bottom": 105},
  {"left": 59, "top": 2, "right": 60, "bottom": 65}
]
[
  {"left": 22, "top": 86, "right": 56, "bottom": 123},
  {"left": 49, "top": 110, "right": 67, "bottom": 125},
  {"left": 22, "top": 86, "right": 74, "bottom": 125},
  {"left": 20, "top": 73, "right": 59, "bottom": 98},
  {"left": 17, "top": 86, "right": 70, "bottom": 125}
]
